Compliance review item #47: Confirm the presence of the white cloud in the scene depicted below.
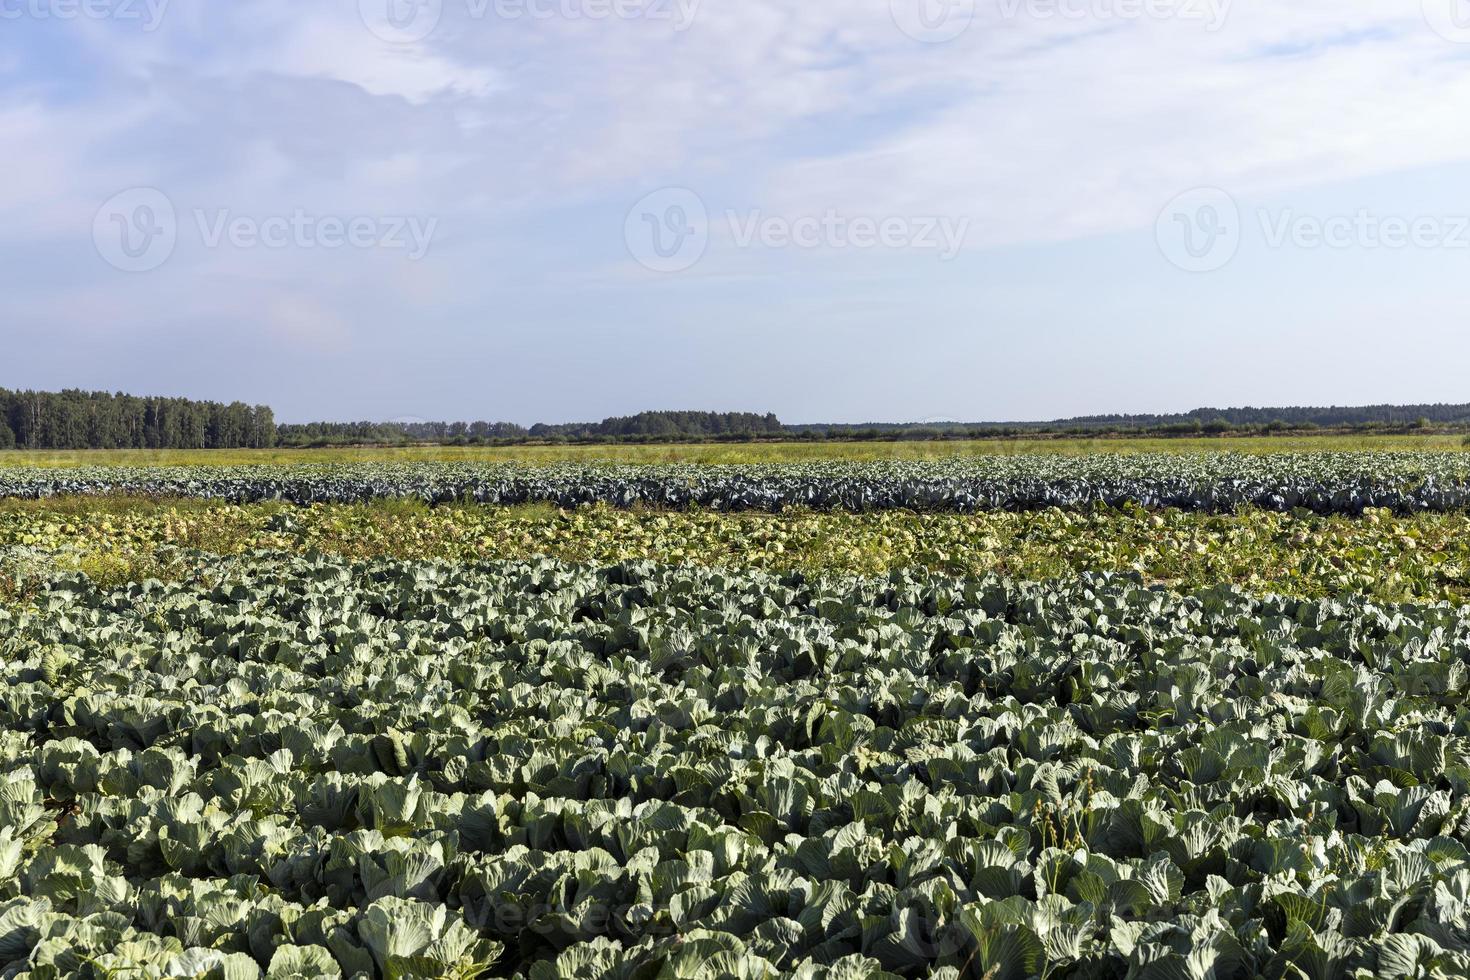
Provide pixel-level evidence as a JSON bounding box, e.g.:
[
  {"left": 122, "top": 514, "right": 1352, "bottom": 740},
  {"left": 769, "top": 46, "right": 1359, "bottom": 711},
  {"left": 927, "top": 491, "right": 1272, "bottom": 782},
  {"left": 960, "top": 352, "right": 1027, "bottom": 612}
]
[
  {"left": 8, "top": 0, "right": 1470, "bottom": 422},
  {"left": 751, "top": 5, "right": 1470, "bottom": 246},
  {"left": 27, "top": 0, "right": 1467, "bottom": 248},
  {"left": 269, "top": 13, "right": 500, "bottom": 102}
]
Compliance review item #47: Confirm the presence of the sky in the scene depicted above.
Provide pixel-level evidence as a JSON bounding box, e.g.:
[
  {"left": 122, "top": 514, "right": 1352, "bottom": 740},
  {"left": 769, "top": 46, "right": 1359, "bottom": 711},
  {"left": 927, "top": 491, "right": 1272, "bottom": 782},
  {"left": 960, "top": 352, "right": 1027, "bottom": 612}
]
[{"left": 3, "top": 0, "right": 1470, "bottom": 425}]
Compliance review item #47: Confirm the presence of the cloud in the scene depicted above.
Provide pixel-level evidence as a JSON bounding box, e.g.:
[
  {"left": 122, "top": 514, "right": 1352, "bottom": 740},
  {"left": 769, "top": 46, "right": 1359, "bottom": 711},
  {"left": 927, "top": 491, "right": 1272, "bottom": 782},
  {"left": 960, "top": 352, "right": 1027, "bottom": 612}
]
[
  {"left": 7, "top": 0, "right": 1470, "bottom": 420},
  {"left": 751, "top": 5, "right": 1470, "bottom": 247},
  {"left": 24, "top": 0, "right": 1468, "bottom": 248}
]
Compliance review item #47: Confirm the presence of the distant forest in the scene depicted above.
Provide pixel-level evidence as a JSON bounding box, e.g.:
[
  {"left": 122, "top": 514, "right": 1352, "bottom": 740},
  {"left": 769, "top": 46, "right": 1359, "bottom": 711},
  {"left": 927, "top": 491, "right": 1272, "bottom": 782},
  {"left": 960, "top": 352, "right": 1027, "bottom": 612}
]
[
  {"left": 276, "top": 412, "right": 783, "bottom": 447},
  {"left": 276, "top": 420, "right": 530, "bottom": 446},
  {"left": 1040, "top": 404, "right": 1470, "bottom": 429},
  {"left": 532, "top": 411, "right": 783, "bottom": 440},
  {"left": 0, "top": 389, "right": 275, "bottom": 450},
  {"left": 2, "top": 390, "right": 1468, "bottom": 450},
  {"left": 789, "top": 404, "right": 1470, "bottom": 440}
]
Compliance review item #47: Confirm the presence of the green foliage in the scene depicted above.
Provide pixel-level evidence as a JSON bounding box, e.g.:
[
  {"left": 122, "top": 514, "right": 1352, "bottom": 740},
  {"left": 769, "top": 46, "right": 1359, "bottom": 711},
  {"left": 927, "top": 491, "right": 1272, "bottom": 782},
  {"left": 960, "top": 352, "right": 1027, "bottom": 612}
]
[
  {"left": 1049, "top": 401, "right": 1470, "bottom": 429},
  {"left": 5, "top": 452, "right": 1470, "bottom": 513},
  {"left": 4, "top": 452, "right": 1470, "bottom": 977},
  {"left": 4, "top": 433, "right": 1470, "bottom": 468},
  {"left": 274, "top": 411, "right": 784, "bottom": 448},
  {"left": 5, "top": 555, "right": 1470, "bottom": 976},
  {"left": 0, "top": 388, "right": 274, "bottom": 451},
  {"left": 4, "top": 393, "right": 1470, "bottom": 457},
  {"left": 3, "top": 498, "right": 1470, "bottom": 606}
]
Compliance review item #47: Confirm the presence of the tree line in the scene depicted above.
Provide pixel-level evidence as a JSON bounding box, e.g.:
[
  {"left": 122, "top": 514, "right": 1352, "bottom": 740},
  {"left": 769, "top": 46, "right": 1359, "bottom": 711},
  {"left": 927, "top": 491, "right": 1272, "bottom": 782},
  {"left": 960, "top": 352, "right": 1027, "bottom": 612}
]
[
  {"left": 1046, "top": 403, "right": 1470, "bottom": 429},
  {"left": 4, "top": 393, "right": 1468, "bottom": 451},
  {"left": 277, "top": 412, "right": 784, "bottom": 446},
  {"left": 529, "top": 411, "right": 783, "bottom": 440},
  {"left": 0, "top": 389, "right": 275, "bottom": 450},
  {"left": 275, "top": 420, "right": 530, "bottom": 446}
]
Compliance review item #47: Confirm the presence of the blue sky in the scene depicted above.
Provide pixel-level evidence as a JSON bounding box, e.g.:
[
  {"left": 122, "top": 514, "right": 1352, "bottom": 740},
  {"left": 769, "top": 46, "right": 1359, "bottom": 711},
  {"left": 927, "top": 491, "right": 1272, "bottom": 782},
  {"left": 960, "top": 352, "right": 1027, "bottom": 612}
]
[{"left": 4, "top": 0, "right": 1470, "bottom": 424}]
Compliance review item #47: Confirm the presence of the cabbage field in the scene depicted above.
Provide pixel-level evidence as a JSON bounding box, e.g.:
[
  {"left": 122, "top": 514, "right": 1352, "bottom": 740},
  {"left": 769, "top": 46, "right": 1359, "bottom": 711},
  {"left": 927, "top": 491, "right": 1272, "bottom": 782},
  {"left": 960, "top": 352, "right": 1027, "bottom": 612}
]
[
  {"left": 6, "top": 453, "right": 1470, "bottom": 513},
  {"left": 4, "top": 498, "right": 1469, "bottom": 606},
  {"left": 2, "top": 456, "right": 1470, "bottom": 978}
]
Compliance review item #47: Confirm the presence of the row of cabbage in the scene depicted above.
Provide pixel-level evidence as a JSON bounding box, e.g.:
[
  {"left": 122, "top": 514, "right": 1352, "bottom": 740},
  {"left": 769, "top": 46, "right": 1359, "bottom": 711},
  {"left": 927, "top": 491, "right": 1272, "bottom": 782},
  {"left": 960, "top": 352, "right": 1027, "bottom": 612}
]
[
  {"left": 3, "top": 554, "right": 1470, "bottom": 977},
  {"left": 6, "top": 453, "right": 1470, "bottom": 512},
  {"left": 8, "top": 498, "right": 1467, "bottom": 605}
]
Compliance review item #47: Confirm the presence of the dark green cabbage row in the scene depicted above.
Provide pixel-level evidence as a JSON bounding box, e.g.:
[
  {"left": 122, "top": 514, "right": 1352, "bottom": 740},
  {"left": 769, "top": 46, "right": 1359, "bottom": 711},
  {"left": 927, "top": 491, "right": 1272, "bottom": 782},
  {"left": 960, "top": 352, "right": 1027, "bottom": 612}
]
[
  {"left": 3, "top": 554, "right": 1470, "bottom": 977},
  {"left": 6, "top": 453, "right": 1470, "bottom": 513}
]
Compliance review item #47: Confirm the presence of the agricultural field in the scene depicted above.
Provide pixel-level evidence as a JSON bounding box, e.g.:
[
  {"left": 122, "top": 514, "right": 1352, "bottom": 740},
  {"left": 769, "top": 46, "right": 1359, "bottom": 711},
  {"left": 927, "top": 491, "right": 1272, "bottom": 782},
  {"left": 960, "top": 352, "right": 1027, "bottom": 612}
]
[
  {"left": 2, "top": 498, "right": 1470, "bottom": 606},
  {"left": 2, "top": 432, "right": 1467, "bottom": 469},
  {"left": 6, "top": 453, "right": 1470, "bottom": 512},
  {"left": 2, "top": 453, "right": 1470, "bottom": 978}
]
